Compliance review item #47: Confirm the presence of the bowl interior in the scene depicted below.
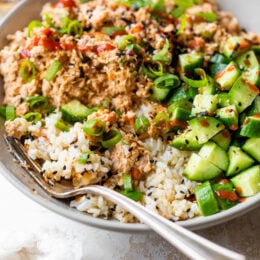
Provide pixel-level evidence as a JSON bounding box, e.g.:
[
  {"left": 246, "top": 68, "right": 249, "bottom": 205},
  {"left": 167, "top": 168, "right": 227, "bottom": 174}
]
[{"left": 0, "top": 0, "right": 259, "bottom": 232}]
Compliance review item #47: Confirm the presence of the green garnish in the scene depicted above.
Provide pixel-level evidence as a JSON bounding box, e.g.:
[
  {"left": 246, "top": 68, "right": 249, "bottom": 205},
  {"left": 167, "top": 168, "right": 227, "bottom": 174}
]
[
  {"left": 0, "top": 105, "right": 6, "bottom": 119},
  {"left": 23, "top": 112, "right": 42, "bottom": 123},
  {"left": 122, "top": 173, "right": 133, "bottom": 192},
  {"left": 55, "top": 120, "right": 70, "bottom": 132},
  {"left": 142, "top": 62, "right": 164, "bottom": 78},
  {"left": 181, "top": 68, "right": 208, "bottom": 88},
  {"left": 101, "top": 26, "right": 125, "bottom": 36},
  {"left": 195, "top": 12, "right": 217, "bottom": 22},
  {"left": 45, "top": 60, "right": 61, "bottom": 81},
  {"left": 83, "top": 119, "right": 105, "bottom": 136},
  {"left": 27, "top": 20, "right": 44, "bottom": 37},
  {"left": 116, "top": 35, "right": 135, "bottom": 51},
  {"left": 151, "top": 39, "right": 170, "bottom": 63},
  {"left": 134, "top": 117, "right": 150, "bottom": 134},
  {"left": 176, "top": 14, "right": 187, "bottom": 35},
  {"left": 153, "top": 73, "right": 180, "bottom": 89},
  {"left": 20, "top": 60, "right": 36, "bottom": 83},
  {"left": 5, "top": 105, "right": 16, "bottom": 121},
  {"left": 67, "top": 20, "right": 83, "bottom": 36},
  {"left": 78, "top": 151, "right": 93, "bottom": 164},
  {"left": 24, "top": 96, "right": 49, "bottom": 110},
  {"left": 101, "top": 129, "right": 122, "bottom": 148}
]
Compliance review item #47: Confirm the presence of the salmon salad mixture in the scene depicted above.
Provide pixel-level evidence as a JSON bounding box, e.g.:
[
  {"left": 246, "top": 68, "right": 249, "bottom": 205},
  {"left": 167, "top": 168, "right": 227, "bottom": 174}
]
[{"left": 1, "top": 0, "right": 260, "bottom": 223}]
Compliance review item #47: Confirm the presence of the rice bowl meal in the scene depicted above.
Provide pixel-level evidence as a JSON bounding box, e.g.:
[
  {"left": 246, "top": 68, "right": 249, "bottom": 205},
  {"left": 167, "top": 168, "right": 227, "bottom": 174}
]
[{"left": 1, "top": 0, "right": 260, "bottom": 224}]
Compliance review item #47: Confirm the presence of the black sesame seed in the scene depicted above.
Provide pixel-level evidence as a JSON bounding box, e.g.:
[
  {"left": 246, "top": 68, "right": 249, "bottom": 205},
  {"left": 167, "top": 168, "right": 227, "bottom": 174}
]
[
  {"left": 63, "top": 165, "right": 66, "bottom": 170},
  {"left": 147, "top": 192, "right": 152, "bottom": 197},
  {"left": 52, "top": 171, "right": 58, "bottom": 174}
]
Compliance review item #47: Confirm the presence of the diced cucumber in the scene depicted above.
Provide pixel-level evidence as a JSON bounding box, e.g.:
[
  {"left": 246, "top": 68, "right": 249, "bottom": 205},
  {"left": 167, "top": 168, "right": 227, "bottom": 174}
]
[
  {"left": 189, "top": 116, "right": 225, "bottom": 144},
  {"left": 198, "top": 76, "right": 216, "bottom": 95},
  {"left": 184, "top": 153, "right": 222, "bottom": 181},
  {"left": 199, "top": 141, "right": 228, "bottom": 171},
  {"left": 216, "top": 105, "right": 238, "bottom": 131},
  {"left": 222, "top": 36, "right": 251, "bottom": 59},
  {"left": 170, "top": 131, "right": 202, "bottom": 151},
  {"left": 217, "top": 93, "right": 231, "bottom": 108},
  {"left": 211, "top": 129, "right": 232, "bottom": 151},
  {"left": 215, "top": 61, "right": 240, "bottom": 91},
  {"left": 171, "top": 107, "right": 190, "bottom": 121},
  {"left": 195, "top": 181, "right": 220, "bottom": 216},
  {"left": 212, "top": 180, "right": 238, "bottom": 210},
  {"left": 167, "top": 99, "right": 192, "bottom": 113},
  {"left": 241, "top": 67, "right": 260, "bottom": 87},
  {"left": 210, "top": 53, "right": 230, "bottom": 64},
  {"left": 226, "top": 146, "right": 255, "bottom": 177},
  {"left": 61, "top": 100, "right": 93, "bottom": 124},
  {"left": 210, "top": 63, "right": 228, "bottom": 77},
  {"left": 179, "top": 52, "right": 203, "bottom": 75},
  {"left": 229, "top": 77, "right": 259, "bottom": 113},
  {"left": 242, "top": 138, "right": 260, "bottom": 162},
  {"left": 247, "top": 96, "right": 260, "bottom": 115},
  {"left": 236, "top": 50, "right": 259, "bottom": 70},
  {"left": 240, "top": 115, "right": 260, "bottom": 138},
  {"left": 191, "top": 94, "right": 218, "bottom": 116},
  {"left": 231, "top": 165, "right": 260, "bottom": 197}
]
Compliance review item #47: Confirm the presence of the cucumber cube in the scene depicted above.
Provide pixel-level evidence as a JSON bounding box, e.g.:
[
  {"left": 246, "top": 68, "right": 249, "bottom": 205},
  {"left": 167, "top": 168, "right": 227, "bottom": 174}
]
[
  {"left": 226, "top": 146, "right": 255, "bottom": 176},
  {"left": 199, "top": 141, "right": 228, "bottom": 171},
  {"left": 231, "top": 165, "right": 260, "bottom": 197},
  {"left": 189, "top": 116, "right": 225, "bottom": 144},
  {"left": 235, "top": 50, "right": 259, "bottom": 70},
  {"left": 229, "top": 77, "right": 259, "bottom": 113},
  {"left": 242, "top": 138, "right": 260, "bottom": 162},
  {"left": 247, "top": 96, "right": 260, "bottom": 115},
  {"left": 216, "top": 105, "right": 238, "bottom": 131},
  {"left": 195, "top": 181, "right": 220, "bottom": 216},
  {"left": 215, "top": 61, "right": 240, "bottom": 91},
  {"left": 240, "top": 115, "right": 260, "bottom": 138},
  {"left": 217, "top": 93, "right": 231, "bottom": 108},
  {"left": 184, "top": 153, "right": 222, "bottom": 181},
  {"left": 191, "top": 94, "right": 218, "bottom": 116},
  {"left": 211, "top": 129, "right": 232, "bottom": 151},
  {"left": 222, "top": 36, "right": 251, "bottom": 58},
  {"left": 179, "top": 52, "right": 203, "bottom": 75}
]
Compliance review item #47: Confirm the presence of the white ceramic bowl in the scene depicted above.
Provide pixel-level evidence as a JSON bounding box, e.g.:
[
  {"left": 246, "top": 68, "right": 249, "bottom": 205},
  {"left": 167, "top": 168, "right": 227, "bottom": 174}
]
[{"left": 0, "top": 0, "right": 259, "bottom": 232}]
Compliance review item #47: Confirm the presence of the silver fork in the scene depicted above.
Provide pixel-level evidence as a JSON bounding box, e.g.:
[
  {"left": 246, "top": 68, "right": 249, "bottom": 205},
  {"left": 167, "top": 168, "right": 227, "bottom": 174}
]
[{"left": 4, "top": 134, "right": 245, "bottom": 260}]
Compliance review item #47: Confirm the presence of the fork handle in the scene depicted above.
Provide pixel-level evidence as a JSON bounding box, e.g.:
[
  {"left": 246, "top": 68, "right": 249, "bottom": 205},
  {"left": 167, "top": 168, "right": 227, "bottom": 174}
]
[{"left": 80, "top": 185, "right": 245, "bottom": 260}]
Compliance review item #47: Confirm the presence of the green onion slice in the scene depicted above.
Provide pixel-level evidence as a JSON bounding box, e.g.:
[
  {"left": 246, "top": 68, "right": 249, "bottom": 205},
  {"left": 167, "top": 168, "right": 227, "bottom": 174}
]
[
  {"left": 78, "top": 151, "right": 93, "bottom": 164},
  {"left": 122, "top": 173, "right": 133, "bottom": 192},
  {"left": 101, "top": 129, "right": 122, "bottom": 148},
  {"left": 24, "top": 96, "right": 49, "bottom": 110},
  {"left": 23, "top": 112, "right": 42, "bottom": 123},
  {"left": 27, "top": 20, "right": 44, "bottom": 37},
  {"left": 5, "top": 105, "right": 16, "bottom": 121},
  {"left": 181, "top": 68, "right": 208, "bottom": 88},
  {"left": 151, "top": 39, "right": 170, "bottom": 63},
  {"left": 142, "top": 62, "right": 164, "bottom": 78},
  {"left": 45, "top": 60, "right": 62, "bottom": 81},
  {"left": 155, "top": 112, "right": 170, "bottom": 134},
  {"left": 83, "top": 119, "right": 105, "bottom": 136},
  {"left": 134, "top": 117, "right": 150, "bottom": 134},
  {"left": 176, "top": 14, "right": 187, "bottom": 35},
  {"left": 150, "top": 86, "right": 170, "bottom": 101},
  {"left": 174, "top": 0, "right": 194, "bottom": 8},
  {"left": 171, "top": 6, "right": 185, "bottom": 18},
  {"left": 195, "top": 12, "right": 217, "bottom": 22},
  {"left": 0, "top": 105, "right": 6, "bottom": 119},
  {"left": 120, "top": 190, "right": 143, "bottom": 201},
  {"left": 20, "top": 60, "right": 36, "bottom": 83},
  {"left": 68, "top": 20, "right": 83, "bottom": 36},
  {"left": 116, "top": 35, "right": 135, "bottom": 50},
  {"left": 44, "top": 13, "right": 55, "bottom": 27},
  {"left": 102, "top": 26, "right": 125, "bottom": 36},
  {"left": 153, "top": 73, "right": 180, "bottom": 89},
  {"left": 55, "top": 120, "right": 70, "bottom": 132}
]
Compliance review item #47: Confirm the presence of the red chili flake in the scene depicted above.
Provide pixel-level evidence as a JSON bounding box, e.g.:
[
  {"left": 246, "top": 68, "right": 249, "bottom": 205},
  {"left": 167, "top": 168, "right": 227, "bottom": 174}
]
[
  {"left": 221, "top": 130, "right": 231, "bottom": 139},
  {"left": 169, "top": 119, "right": 188, "bottom": 129},
  {"left": 229, "top": 124, "right": 238, "bottom": 131},
  {"left": 199, "top": 119, "right": 209, "bottom": 127},
  {"left": 253, "top": 114, "right": 260, "bottom": 119},
  {"left": 219, "top": 179, "right": 229, "bottom": 185},
  {"left": 215, "top": 65, "right": 237, "bottom": 80},
  {"left": 57, "top": 0, "right": 76, "bottom": 8},
  {"left": 240, "top": 198, "right": 247, "bottom": 203},
  {"left": 216, "top": 190, "right": 238, "bottom": 201}
]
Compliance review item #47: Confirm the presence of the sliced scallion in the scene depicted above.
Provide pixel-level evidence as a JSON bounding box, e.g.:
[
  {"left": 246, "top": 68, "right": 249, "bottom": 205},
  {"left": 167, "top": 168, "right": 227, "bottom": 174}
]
[
  {"left": 45, "top": 60, "right": 61, "bottom": 81},
  {"left": 116, "top": 35, "right": 135, "bottom": 51},
  {"left": 23, "top": 112, "right": 42, "bottom": 123},
  {"left": 78, "top": 151, "right": 93, "bottom": 164},
  {"left": 27, "top": 20, "right": 44, "bottom": 37},
  {"left": 24, "top": 95, "right": 49, "bottom": 110},
  {"left": 181, "top": 68, "right": 208, "bottom": 88},
  {"left": 102, "top": 26, "right": 125, "bottom": 36},
  {"left": 176, "top": 14, "right": 187, "bottom": 35},
  {"left": 195, "top": 12, "right": 217, "bottom": 22},
  {"left": 83, "top": 119, "right": 105, "bottom": 136},
  {"left": 171, "top": 6, "right": 185, "bottom": 18},
  {"left": 151, "top": 39, "right": 170, "bottom": 63},
  {"left": 5, "top": 105, "right": 16, "bottom": 121},
  {"left": 120, "top": 190, "right": 143, "bottom": 201},
  {"left": 0, "top": 105, "right": 6, "bottom": 119},
  {"left": 155, "top": 112, "right": 170, "bottom": 134},
  {"left": 153, "top": 73, "right": 180, "bottom": 89},
  {"left": 55, "top": 120, "right": 70, "bottom": 132},
  {"left": 20, "top": 60, "right": 36, "bottom": 83},
  {"left": 101, "top": 129, "right": 122, "bottom": 148},
  {"left": 134, "top": 117, "right": 150, "bottom": 134},
  {"left": 122, "top": 173, "right": 133, "bottom": 192},
  {"left": 68, "top": 20, "right": 83, "bottom": 36}
]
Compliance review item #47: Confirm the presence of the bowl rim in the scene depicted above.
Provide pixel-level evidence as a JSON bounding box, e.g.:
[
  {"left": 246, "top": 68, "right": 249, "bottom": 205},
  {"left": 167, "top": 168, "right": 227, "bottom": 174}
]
[{"left": 0, "top": 0, "right": 259, "bottom": 233}]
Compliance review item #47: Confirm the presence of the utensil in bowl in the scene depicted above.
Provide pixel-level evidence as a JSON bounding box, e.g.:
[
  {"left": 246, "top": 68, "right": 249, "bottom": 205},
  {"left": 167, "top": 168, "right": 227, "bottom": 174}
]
[{"left": 4, "top": 134, "right": 245, "bottom": 260}]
